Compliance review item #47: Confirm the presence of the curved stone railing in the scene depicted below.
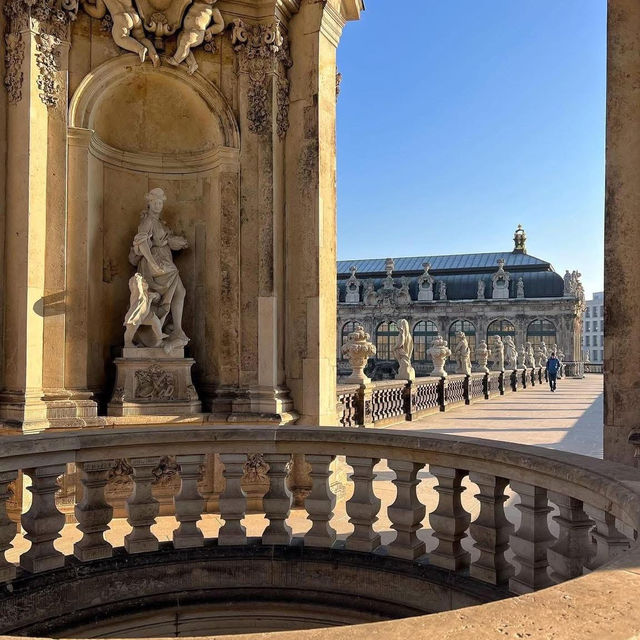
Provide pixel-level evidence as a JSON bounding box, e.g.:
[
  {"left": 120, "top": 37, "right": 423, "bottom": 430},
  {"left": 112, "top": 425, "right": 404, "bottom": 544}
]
[{"left": 0, "top": 426, "right": 639, "bottom": 637}]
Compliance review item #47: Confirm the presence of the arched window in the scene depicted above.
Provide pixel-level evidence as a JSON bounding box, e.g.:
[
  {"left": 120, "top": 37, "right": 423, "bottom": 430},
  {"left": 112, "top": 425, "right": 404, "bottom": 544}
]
[
  {"left": 413, "top": 320, "right": 438, "bottom": 361},
  {"left": 487, "top": 319, "right": 516, "bottom": 344},
  {"left": 376, "top": 321, "right": 399, "bottom": 360},
  {"left": 526, "top": 319, "right": 557, "bottom": 350},
  {"left": 341, "top": 321, "right": 359, "bottom": 349},
  {"left": 449, "top": 320, "right": 477, "bottom": 363}
]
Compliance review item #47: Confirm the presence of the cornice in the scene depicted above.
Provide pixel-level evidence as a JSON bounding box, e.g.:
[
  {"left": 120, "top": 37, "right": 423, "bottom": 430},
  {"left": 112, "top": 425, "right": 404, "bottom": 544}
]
[{"left": 218, "top": 0, "right": 300, "bottom": 25}]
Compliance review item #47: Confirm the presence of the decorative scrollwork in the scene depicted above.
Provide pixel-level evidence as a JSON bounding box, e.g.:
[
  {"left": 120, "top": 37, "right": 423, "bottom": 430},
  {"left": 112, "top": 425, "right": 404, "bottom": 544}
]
[{"left": 4, "top": 32, "right": 24, "bottom": 103}]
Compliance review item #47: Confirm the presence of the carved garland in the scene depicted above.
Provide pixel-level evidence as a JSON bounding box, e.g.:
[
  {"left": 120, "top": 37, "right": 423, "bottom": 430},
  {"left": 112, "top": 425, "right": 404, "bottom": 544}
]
[
  {"left": 3, "top": 0, "right": 77, "bottom": 107},
  {"left": 231, "top": 19, "right": 292, "bottom": 138}
]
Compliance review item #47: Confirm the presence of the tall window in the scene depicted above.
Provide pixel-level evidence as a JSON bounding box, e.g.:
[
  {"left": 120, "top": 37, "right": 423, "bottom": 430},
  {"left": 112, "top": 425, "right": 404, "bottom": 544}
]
[
  {"left": 586, "top": 321, "right": 590, "bottom": 331},
  {"left": 487, "top": 319, "right": 516, "bottom": 345},
  {"left": 586, "top": 336, "right": 591, "bottom": 347},
  {"left": 600, "top": 306, "right": 604, "bottom": 317},
  {"left": 413, "top": 320, "right": 438, "bottom": 361},
  {"left": 376, "top": 321, "right": 399, "bottom": 360},
  {"left": 585, "top": 308, "right": 590, "bottom": 318},
  {"left": 341, "top": 321, "right": 359, "bottom": 349},
  {"left": 527, "top": 319, "right": 557, "bottom": 350},
  {"left": 449, "top": 320, "right": 476, "bottom": 363}
]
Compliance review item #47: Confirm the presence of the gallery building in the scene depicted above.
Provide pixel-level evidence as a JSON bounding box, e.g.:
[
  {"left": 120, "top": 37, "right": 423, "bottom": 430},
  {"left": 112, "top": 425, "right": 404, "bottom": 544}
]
[{"left": 337, "top": 227, "right": 585, "bottom": 377}]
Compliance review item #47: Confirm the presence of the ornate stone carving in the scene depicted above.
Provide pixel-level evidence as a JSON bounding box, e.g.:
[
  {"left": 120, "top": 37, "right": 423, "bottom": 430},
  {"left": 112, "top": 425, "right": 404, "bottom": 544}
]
[
  {"left": 492, "top": 259, "right": 510, "bottom": 299},
  {"left": 476, "top": 340, "right": 489, "bottom": 373},
  {"left": 134, "top": 364, "right": 176, "bottom": 399},
  {"left": 454, "top": 331, "right": 472, "bottom": 376},
  {"left": 418, "top": 262, "right": 434, "bottom": 301},
  {"left": 477, "top": 279, "right": 485, "bottom": 300},
  {"left": 109, "top": 458, "right": 133, "bottom": 485},
  {"left": 428, "top": 335, "right": 450, "bottom": 378},
  {"left": 152, "top": 455, "right": 180, "bottom": 487},
  {"left": 518, "top": 343, "right": 527, "bottom": 369},
  {"left": 517, "top": 277, "right": 525, "bottom": 299},
  {"left": 3, "top": 0, "right": 76, "bottom": 106},
  {"left": 393, "top": 319, "right": 415, "bottom": 381},
  {"left": 341, "top": 324, "right": 376, "bottom": 384},
  {"left": 525, "top": 342, "right": 536, "bottom": 368},
  {"left": 124, "top": 188, "right": 189, "bottom": 351},
  {"left": 231, "top": 18, "right": 292, "bottom": 138},
  {"left": 363, "top": 281, "right": 378, "bottom": 306},
  {"left": 244, "top": 453, "right": 269, "bottom": 482},
  {"left": 345, "top": 265, "right": 360, "bottom": 304},
  {"left": 397, "top": 277, "right": 411, "bottom": 304},
  {"left": 34, "top": 32, "right": 61, "bottom": 107},
  {"left": 336, "top": 71, "right": 342, "bottom": 96},
  {"left": 4, "top": 32, "right": 25, "bottom": 103},
  {"left": 539, "top": 340, "right": 548, "bottom": 367}
]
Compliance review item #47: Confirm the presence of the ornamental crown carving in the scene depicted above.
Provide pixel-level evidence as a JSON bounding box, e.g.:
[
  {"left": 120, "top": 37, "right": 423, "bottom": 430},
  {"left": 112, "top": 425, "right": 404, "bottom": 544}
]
[{"left": 345, "top": 265, "right": 360, "bottom": 304}]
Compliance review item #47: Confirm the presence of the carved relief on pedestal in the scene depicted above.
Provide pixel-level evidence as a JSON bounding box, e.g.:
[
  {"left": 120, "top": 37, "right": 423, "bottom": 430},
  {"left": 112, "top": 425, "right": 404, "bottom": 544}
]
[
  {"left": 4, "top": 32, "right": 25, "bottom": 103},
  {"left": 134, "top": 365, "right": 176, "bottom": 400},
  {"left": 231, "top": 18, "right": 292, "bottom": 138}
]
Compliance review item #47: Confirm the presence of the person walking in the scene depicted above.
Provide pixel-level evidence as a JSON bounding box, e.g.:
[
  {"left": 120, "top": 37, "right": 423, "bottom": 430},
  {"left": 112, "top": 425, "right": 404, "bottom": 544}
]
[{"left": 546, "top": 352, "right": 561, "bottom": 392}]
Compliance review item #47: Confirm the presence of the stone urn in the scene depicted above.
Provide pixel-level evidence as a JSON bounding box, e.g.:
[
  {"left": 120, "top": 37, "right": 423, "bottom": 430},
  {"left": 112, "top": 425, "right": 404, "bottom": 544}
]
[
  {"left": 341, "top": 324, "right": 376, "bottom": 384},
  {"left": 476, "top": 340, "right": 490, "bottom": 374},
  {"left": 428, "top": 335, "right": 451, "bottom": 378}
]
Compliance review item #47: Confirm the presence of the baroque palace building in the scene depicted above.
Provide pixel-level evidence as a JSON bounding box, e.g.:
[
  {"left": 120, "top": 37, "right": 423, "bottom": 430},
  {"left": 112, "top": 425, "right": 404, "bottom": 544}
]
[{"left": 337, "top": 226, "right": 585, "bottom": 377}]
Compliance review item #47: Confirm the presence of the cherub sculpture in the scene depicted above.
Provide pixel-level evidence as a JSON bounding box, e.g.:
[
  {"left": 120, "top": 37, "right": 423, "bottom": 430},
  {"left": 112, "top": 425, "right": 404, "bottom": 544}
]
[
  {"left": 167, "top": 0, "right": 225, "bottom": 74},
  {"left": 81, "top": 0, "right": 160, "bottom": 66}
]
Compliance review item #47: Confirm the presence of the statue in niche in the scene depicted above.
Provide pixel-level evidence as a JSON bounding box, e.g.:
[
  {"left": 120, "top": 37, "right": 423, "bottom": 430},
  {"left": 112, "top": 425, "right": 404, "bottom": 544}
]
[
  {"left": 477, "top": 279, "right": 485, "bottom": 300},
  {"left": 517, "top": 278, "right": 525, "bottom": 299},
  {"left": 124, "top": 188, "right": 189, "bottom": 352},
  {"left": 81, "top": 0, "right": 160, "bottom": 66},
  {"left": 454, "top": 331, "right": 472, "bottom": 376},
  {"left": 392, "top": 319, "right": 415, "bottom": 381},
  {"left": 438, "top": 281, "right": 447, "bottom": 301},
  {"left": 167, "top": 0, "right": 225, "bottom": 74}
]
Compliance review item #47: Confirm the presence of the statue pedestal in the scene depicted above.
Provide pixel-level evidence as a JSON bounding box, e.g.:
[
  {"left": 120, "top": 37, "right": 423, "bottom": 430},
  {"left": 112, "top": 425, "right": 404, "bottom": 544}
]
[{"left": 107, "top": 348, "right": 201, "bottom": 417}]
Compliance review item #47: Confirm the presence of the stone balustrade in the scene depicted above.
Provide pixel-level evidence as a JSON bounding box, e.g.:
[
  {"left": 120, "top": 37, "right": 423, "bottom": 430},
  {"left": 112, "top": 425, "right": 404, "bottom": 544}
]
[
  {"left": 0, "top": 426, "right": 638, "bottom": 637},
  {"left": 337, "top": 367, "right": 560, "bottom": 428}
]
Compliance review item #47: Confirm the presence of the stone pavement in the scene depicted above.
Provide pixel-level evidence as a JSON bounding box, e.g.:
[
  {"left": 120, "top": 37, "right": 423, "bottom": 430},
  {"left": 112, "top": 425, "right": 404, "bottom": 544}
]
[
  {"left": 388, "top": 374, "right": 603, "bottom": 458},
  {"left": 6, "top": 375, "right": 603, "bottom": 562}
]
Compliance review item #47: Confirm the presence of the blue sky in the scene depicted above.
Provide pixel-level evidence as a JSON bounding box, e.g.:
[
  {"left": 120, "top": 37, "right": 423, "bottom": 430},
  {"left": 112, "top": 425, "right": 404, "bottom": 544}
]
[{"left": 336, "top": 0, "right": 606, "bottom": 298}]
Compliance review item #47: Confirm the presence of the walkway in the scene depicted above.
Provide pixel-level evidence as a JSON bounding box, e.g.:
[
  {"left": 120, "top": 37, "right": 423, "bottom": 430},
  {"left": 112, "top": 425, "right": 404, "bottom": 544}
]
[{"left": 388, "top": 374, "right": 603, "bottom": 458}]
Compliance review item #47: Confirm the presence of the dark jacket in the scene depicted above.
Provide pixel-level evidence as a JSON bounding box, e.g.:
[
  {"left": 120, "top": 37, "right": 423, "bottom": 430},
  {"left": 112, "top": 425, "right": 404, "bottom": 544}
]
[{"left": 546, "top": 357, "right": 561, "bottom": 375}]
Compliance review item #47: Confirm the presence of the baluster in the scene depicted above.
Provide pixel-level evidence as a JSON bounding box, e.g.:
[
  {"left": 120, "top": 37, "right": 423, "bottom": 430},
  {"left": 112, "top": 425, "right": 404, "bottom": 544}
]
[
  {"left": 509, "top": 482, "right": 554, "bottom": 594},
  {"left": 387, "top": 460, "right": 425, "bottom": 559},
  {"left": 548, "top": 492, "right": 594, "bottom": 582},
  {"left": 74, "top": 461, "right": 114, "bottom": 561},
  {"left": 0, "top": 471, "right": 18, "bottom": 581},
  {"left": 125, "top": 457, "right": 160, "bottom": 553},
  {"left": 219, "top": 454, "right": 247, "bottom": 545},
  {"left": 262, "top": 454, "right": 292, "bottom": 545},
  {"left": 345, "top": 456, "right": 381, "bottom": 552},
  {"left": 430, "top": 466, "right": 470, "bottom": 571},
  {"left": 173, "top": 455, "right": 205, "bottom": 549},
  {"left": 587, "top": 508, "right": 630, "bottom": 569},
  {"left": 304, "top": 454, "right": 336, "bottom": 547},
  {"left": 469, "top": 472, "right": 513, "bottom": 584},
  {"left": 20, "top": 464, "right": 67, "bottom": 573}
]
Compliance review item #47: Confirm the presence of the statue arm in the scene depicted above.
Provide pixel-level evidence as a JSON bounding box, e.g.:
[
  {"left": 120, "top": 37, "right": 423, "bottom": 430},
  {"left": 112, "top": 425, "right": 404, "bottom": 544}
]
[
  {"left": 82, "top": 0, "right": 107, "bottom": 19},
  {"left": 133, "top": 220, "right": 163, "bottom": 274},
  {"left": 206, "top": 8, "right": 225, "bottom": 37}
]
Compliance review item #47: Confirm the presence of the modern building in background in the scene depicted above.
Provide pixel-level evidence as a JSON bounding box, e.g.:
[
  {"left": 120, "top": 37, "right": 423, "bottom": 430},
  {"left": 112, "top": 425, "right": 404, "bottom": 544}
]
[
  {"left": 582, "top": 291, "right": 604, "bottom": 363},
  {"left": 337, "top": 227, "right": 585, "bottom": 377}
]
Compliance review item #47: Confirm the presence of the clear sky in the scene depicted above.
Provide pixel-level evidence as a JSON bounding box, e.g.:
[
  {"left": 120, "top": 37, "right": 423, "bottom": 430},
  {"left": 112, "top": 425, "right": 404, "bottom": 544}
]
[{"left": 336, "top": 0, "right": 606, "bottom": 299}]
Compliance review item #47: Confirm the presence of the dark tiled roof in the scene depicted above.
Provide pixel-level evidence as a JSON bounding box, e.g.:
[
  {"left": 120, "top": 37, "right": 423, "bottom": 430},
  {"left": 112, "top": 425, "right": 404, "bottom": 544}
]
[{"left": 337, "top": 252, "right": 549, "bottom": 276}]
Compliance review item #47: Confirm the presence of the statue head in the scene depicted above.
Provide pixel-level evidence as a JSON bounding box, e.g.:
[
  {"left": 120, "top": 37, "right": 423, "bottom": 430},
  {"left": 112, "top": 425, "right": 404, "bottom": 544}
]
[{"left": 146, "top": 188, "right": 166, "bottom": 216}]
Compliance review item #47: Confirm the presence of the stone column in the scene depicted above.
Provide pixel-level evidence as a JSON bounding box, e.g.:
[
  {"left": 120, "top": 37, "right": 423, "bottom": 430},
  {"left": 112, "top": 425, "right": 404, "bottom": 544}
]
[
  {"left": 605, "top": 0, "right": 640, "bottom": 465},
  {"left": 285, "top": 0, "right": 363, "bottom": 425},
  {"left": 0, "top": 1, "right": 77, "bottom": 430}
]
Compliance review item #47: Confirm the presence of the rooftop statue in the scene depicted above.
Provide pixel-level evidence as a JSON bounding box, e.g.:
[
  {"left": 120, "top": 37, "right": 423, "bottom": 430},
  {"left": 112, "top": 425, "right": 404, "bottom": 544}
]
[{"left": 124, "top": 188, "right": 190, "bottom": 353}]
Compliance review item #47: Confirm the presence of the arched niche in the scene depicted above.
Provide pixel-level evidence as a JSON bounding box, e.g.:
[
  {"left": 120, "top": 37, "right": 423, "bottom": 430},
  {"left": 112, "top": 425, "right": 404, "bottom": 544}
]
[{"left": 66, "top": 55, "right": 240, "bottom": 406}]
